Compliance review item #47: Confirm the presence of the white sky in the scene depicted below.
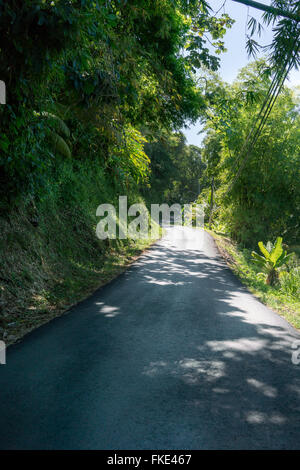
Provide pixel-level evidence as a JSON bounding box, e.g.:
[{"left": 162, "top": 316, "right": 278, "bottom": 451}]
[{"left": 183, "top": 0, "right": 300, "bottom": 146}]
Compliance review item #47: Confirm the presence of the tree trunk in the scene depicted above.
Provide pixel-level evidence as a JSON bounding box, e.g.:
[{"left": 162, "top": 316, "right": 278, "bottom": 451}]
[{"left": 266, "top": 269, "right": 278, "bottom": 286}]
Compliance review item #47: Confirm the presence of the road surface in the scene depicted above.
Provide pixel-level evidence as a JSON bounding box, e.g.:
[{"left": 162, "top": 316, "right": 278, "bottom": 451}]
[{"left": 0, "top": 227, "right": 299, "bottom": 449}]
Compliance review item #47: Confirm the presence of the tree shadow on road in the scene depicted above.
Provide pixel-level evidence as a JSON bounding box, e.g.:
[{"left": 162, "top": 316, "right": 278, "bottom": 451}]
[{"left": 1, "top": 241, "right": 300, "bottom": 449}]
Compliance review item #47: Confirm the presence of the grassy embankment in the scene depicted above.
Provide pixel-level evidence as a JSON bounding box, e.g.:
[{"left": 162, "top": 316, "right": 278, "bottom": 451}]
[
  {"left": 0, "top": 159, "right": 160, "bottom": 345},
  {"left": 207, "top": 228, "right": 300, "bottom": 330}
]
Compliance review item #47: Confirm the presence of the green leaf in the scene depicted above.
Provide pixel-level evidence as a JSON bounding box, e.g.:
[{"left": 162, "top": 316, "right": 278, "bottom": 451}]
[
  {"left": 258, "top": 241, "right": 270, "bottom": 260},
  {"left": 275, "top": 252, "right": 293, "bottom": 268},
  {"left": 270, "top": 237, "right": 283, "bottom": 264},
  {"left": 49, "top": 132, "right": 71, "bottom": 158},
  {"left": 251, "top": 251, "right": 266, "bottom": 265},
  {"left": 41, "top": 112, "right": 70, "bottom": 138}
]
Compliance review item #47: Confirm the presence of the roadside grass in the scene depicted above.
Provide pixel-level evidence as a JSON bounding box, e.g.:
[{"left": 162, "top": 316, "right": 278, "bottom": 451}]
[
  {"left": 206, "top": 228, "right": 300, "bottom": 330},
  {"left": 0, "top": 211, "right": 157, "bottom": 346}
]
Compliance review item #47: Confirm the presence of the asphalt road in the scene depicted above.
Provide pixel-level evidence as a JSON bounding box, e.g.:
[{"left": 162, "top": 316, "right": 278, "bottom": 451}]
[{"left": 0, "top": 227, "right": 299, "bottom": 449}]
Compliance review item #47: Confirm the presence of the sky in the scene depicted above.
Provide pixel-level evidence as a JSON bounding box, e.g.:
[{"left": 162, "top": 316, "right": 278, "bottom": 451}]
[{"left": 182, "top": 0, "right": 300, "bottom": 146}]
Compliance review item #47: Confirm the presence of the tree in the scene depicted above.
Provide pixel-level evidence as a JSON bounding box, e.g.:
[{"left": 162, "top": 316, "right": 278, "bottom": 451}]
[
  {"left": 199, "top": 61, "right": 300, "bottom": 246},
  {"left": 0, "top": 0, "right": 233, "bottom": 204},
  {"left": 144, "top": 132, "right": 205, "bottom": 204}
]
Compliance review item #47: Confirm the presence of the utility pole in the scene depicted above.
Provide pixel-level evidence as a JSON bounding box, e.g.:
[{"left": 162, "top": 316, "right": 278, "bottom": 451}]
[
  {"left": 232, "top": 0, "right": 300, "bottom": 22},
  {"left": 208, "top": 177, "right": 214, "bottom": 230}
]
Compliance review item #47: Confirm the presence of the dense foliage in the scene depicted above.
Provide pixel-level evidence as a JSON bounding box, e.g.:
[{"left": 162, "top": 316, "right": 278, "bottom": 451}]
[
  {"left": 198, "top": 61, "right": 300, "bottom": 247},
  {"left": 0, "top": 0, "right": 232, "bottom": 207},
  {"left": 0, "top": 1, "right": 299, "bottom": 338},
  {"left": 144, "top": 131, "right": 205, "bottom": 204}
]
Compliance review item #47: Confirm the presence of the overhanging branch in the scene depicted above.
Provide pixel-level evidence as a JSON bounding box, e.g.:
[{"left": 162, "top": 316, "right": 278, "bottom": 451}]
[{"left": 232, "top": 0, "right": 300, "bottom": 22}]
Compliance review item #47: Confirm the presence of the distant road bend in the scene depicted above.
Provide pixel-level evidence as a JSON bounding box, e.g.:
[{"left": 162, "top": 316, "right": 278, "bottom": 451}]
[{"left": 0, "top": 227, "right": 299, "bottom": 449}]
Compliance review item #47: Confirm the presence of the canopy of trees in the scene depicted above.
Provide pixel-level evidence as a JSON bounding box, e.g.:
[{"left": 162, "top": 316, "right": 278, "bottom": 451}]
[
  {"left": 0, "top": 1, "right": 298, "bottom": 248},
  {"left": 198, "top": 60, "right": 300, "bottom": 247},
  {"left": 0, "top": 0, "right": 233, "bottom": 206}
]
